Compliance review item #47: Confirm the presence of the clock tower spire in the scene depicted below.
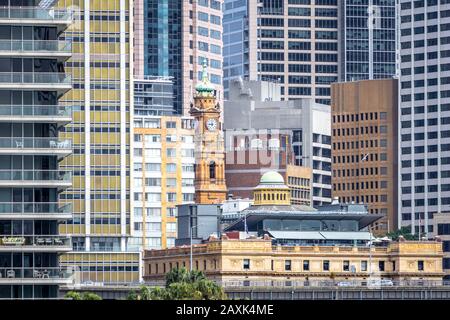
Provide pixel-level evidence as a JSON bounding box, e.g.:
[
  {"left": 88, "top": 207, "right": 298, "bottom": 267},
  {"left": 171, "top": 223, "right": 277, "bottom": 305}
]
[{"left": 190, "top": 61, "right": 227, "bottom": 204}]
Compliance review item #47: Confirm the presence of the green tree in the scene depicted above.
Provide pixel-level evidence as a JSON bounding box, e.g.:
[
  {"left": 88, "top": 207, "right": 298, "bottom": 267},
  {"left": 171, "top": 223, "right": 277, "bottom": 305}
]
[
  {"left": 127, "top": 268, "right": 226, "bottom": 300},
  {"left": 386, "top": 226, "right": 420, "bottom": 241},
  {"left": 65, "top": 291, "right": 82, "bottom": 300},
  {"left": 65, "top": 291, "right": 102, "bottom": 300},
  {"left": 82, "top": 292, "right": 102, "bottom": 300}
]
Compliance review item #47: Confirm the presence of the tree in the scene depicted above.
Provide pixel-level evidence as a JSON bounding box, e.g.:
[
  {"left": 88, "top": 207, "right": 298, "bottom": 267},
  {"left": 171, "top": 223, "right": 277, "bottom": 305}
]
[
  {"left": 65, "top": 291, "right": 102, "bottom": 300},
  {"left": 127, "top": 268, "right": 226, "bottom": 300},
  {"left": 386, "top": 226, "right": 420, "bottom": 241}
]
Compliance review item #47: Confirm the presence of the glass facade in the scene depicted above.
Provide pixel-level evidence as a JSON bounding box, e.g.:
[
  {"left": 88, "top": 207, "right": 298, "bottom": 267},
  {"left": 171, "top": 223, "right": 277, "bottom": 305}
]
[
  {"left": 143, "top": 0, "right": 183, "bottom": 114},
  {"left": 0, "top": 0, "right": 73, "bottom": 299},
  {"left": 340, "top": 0, "right": 397, "bottom": 81}
]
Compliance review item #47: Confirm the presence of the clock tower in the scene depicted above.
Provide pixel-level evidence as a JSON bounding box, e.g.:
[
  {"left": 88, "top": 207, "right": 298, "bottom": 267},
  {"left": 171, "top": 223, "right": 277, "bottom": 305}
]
[{"left": 190, "top": 62, "right": 227, "bottom": 204}]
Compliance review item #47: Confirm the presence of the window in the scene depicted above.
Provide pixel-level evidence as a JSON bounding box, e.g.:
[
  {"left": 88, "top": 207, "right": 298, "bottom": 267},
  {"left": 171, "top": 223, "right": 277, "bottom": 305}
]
[
  {"left": 243, "top": 259, "right": 250, "bottom": 270},
  {"left": 361, "top": 261, "right": 368, "bottom": 272},
  {"left": 418, "top": 260, "right": 424, "bottom": 271},
  {"left": 323, "top": 260, "right": 330, "bottom": 271},
  {"left": 209, "top": 161, "right": 216, "bottom": 179},
  {"left": 303, "top": 260, "right": 310, "bottom": 271},
  {"left": 285, "top": 260, "right": 292, "bottom": 271},
  {"left": 379, "top": 261, "right": 385, "bottom": 272},
  {"left": 343, "top": 260, "right": 350, "bottom": 271}
]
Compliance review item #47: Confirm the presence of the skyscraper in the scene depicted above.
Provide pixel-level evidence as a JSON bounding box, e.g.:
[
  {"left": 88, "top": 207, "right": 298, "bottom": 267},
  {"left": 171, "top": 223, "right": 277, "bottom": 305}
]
[
  {"left": 399, "top": 0, "right": 450, "bottom": 237},
  {"left": 223, "top": 0, "right": 339, "bottom": 105},
  {"left": 0, "top": 0, "right": 73, "bottom": 298},
  {"left": 338, "top": 0, "right": 397, "bottom": 81},
  {"left": 57, "top": 0, "right": 140, "bottom": 284},
  {"left": 134, "top": 0, "right": 224, "bottom": 116}
]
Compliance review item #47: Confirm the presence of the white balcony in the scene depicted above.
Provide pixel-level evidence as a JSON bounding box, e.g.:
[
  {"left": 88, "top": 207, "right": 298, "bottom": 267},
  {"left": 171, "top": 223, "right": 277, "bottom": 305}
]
[
  {"left": 0, "top": 105, "right": 72, "bottom": 124},
  {"left": 0, "top": 235, "right": 72, "bottom": 252},
  {"left": 0, "top": 202, "right": 71, "bottom": 220},
  {"left": 0, "top": 137, "right": 71, "bottom": 158},
  {"left": 0, "top": 40, "right": 71, "bottom": 60},
  {"left": 0, "top": 170, "right": 72, "bottom": 189},
  {"left": 0, "top": 7, "right": 73, "bottom": 32},
  {"left": 0, "top": 267, "right": 74, "bottom": 285},
  {"left": 0, "top": 72, "right": 72, "bottom": 94}
]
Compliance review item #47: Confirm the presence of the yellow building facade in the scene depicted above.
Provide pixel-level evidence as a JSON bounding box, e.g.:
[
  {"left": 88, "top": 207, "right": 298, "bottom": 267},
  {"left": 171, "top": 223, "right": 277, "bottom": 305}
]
[
  {"left": 57, "top": 0, "right": 140, "bottom": 284},
  {"left": 131, "top": 116, "right": 195, "bottom": 250},
  {"left": 144, "top": 239, "right": 444, "bottom": 284}
]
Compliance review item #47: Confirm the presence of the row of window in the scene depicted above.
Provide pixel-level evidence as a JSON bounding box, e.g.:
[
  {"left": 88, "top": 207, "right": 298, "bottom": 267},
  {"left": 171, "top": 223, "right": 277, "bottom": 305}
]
[{"left": 333, "top": 112, "right": 386, "bottom": 123}]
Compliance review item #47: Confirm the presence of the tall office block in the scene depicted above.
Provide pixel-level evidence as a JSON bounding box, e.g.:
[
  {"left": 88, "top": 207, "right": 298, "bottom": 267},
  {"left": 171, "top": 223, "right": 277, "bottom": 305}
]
[
  {"left": 338, "top": 0, "right": 397, "bottom": 81},
  {"left": 223, "top": 0, "right": 339, "bottom": 105},
  {"left": 399, "top": 1, "right": 450, "bottom": 237},
  {"left": 0, "top": 0, "right": 73, "bottom": 298},
  {"left": 57, "top": 0, "right": 140, "bottom": 284},
  {"left": 134, "top": 0, "right": 224, "bottom": 116},
  {"left": 331, "top": 79, "right": 398, "bottom": 234}
]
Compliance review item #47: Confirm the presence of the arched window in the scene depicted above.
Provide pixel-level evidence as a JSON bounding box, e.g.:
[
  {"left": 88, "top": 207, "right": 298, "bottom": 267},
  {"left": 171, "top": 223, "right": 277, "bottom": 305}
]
[{"left": 209, "top": 161, "right": 216, "bottom": 179}]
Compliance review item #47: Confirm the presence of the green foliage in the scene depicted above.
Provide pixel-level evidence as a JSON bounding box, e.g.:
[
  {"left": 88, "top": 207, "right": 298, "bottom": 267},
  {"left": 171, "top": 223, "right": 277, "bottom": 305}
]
[
  {"left": 127, "top": 268, "right": 226, "bottom": 300},
  {"left": 386, "top": 226, "right": 420, "bottom": 241},
  {"left": 65, "top": 291, "right": 102, "bottom": 300}
]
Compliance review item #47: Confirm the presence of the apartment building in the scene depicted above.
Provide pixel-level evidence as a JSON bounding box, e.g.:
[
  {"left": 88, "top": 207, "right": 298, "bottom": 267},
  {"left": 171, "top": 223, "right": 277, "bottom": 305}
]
[
  {"left": 331, "top": 79, "right": 399, "bottom": 234},
  {"left": 130, "top": 115, "right": 196, "bottom": 250},
  {"left": 57, "top": 0, "right": 140, "bottom": 284},
  {"left": 0, "top": 0, "right": 73, "bottom": 299}
]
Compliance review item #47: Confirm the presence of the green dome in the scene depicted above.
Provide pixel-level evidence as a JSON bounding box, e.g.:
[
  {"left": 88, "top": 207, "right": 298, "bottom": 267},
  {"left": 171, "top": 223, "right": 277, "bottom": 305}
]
[{"left": 260, "top": 171, "right": 285, "bottom": 185}]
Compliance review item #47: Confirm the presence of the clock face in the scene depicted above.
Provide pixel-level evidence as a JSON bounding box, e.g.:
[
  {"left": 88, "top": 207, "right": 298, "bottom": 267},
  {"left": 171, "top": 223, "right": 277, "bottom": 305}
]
[{"left": 206, "top": 118, "right": 217, "bottom": 131}]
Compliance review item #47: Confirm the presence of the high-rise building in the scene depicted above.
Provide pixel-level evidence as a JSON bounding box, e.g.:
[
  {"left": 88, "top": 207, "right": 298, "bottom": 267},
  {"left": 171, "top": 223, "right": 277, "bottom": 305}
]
[
  {"left": 398, "top": 1, "right": 450, "bottom": 237},
  {"left": 134, "top": 0, "right": 224, "bottom": 115},
  {"left": 331, "top": 79, "right": 399, "bottom": 234},
  {"left": 57, "top": 0, "right": 140, "bottom": 284},
  {"left": 223, "top": 0, "right": 339, "bottom": 105},
  {"left": 338, "top": 0, "right": 397, "bottom": 81},
  {"left": 130, "top": 115, "right": 196, "bottom": 250},
  {"left": 0, "top": 0, "right": 73, "bottom": 299},
  {"left": 224, "top": 79, "right": 332, "bottom": 206}
]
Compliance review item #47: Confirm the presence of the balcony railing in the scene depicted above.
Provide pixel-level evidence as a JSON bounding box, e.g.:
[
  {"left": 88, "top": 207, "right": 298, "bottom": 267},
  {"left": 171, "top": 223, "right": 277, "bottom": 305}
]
[
  {"left": 0, "top": 105, "right": 71, "bottom": 117},
  {"left": 0, "top": 235, "right": 71, "bottom": 247},
  {"left": 0, "top": 202, "right": 71, "bottom": 215},
  {"left": 0, "top": 7, "right": 73, "bottom": 21},
  {"left": 0, "top": 267, "right": 73, "bottom": 280},
  {"left": 0, "top": 40, "right": 71, "bottom": 53},
  {"left": 0, "top": 170, "right": 72, "bottom": 182},
  {"left": 0, "top": 72, "right": 71, "bottom": 85},
  {"left": 0, "top": 137, "right": 71, "bottom": 150}
]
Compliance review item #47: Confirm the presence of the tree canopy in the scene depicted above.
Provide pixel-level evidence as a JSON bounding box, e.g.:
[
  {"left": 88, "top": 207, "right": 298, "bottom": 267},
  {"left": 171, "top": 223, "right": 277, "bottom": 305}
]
[{"left": 127, "top": 268, "right": 226, "bottom": 300}]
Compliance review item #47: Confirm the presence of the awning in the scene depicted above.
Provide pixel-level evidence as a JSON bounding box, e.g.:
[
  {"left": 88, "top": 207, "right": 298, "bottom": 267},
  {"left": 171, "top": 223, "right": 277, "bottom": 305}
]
[
  {"left": 267, "top": 231, "right": 325, "bottom": 240},
  {"left": 319, "top": 231, "right": 372, "bottom": 241}
]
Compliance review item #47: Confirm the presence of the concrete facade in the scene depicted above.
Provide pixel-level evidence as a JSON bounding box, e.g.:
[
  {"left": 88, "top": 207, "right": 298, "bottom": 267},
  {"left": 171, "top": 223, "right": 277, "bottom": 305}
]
[
  {"left": 224, "top": 79, "right": 332, "bottom": 206},
  {"left": 331, "top": 79, "right": 399, "bottom": 234}
]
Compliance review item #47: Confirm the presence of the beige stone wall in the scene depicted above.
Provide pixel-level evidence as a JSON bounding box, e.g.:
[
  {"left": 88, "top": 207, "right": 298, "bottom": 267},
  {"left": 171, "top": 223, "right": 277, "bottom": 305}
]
[{"left": 143, "top": 239, "right": 444, "bottom": 282}]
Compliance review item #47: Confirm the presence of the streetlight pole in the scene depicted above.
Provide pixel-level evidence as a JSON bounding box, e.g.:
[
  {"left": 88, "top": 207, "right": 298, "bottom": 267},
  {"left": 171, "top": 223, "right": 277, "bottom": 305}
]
[{"left": 190, "top": 223, "right": 203, "bottom": 272}]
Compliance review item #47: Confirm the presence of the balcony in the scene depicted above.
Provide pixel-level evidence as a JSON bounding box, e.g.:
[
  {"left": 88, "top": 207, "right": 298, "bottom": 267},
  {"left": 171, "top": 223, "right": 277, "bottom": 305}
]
[
  {"left": 0, "top": 235, "right": 72, "bottom": 252},
  {"left": 0, "top": 267, "right": 73, "bottom": 285},
  {"left": 0, "top": 104, "right": 72, "bottom": 124},
  {"left": 0, "top": 202, "right": 71, "bottom": 220},
  {"left": 0, "top": 72, "right": 72, "bottom": 93},
  {"left": 0, "top": 170, "right": 72, "bottom": 189},
  {"left": 0, "top": 137, "right": 71, "bottom": 158},
  {"left": 0, "top": 7, "right": 73, "bottom": 32},
  {"left": 0, "top": 40, "right": 71, "bottom": 60}
]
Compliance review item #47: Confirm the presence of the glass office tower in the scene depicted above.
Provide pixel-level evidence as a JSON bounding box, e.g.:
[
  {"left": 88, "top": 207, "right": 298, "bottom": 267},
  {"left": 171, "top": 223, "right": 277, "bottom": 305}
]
[
  {"left": 223, "top": 0, "right": 339, "bottom": 105},
  {"left": 0, "top": 0, "right": 73, "bottom": 299},
  {"left": 339, "top": 0, "right": 397, "bottom": 81},
  {"left": 399, "top": 0, "right": 450, "bottom": 237}
]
